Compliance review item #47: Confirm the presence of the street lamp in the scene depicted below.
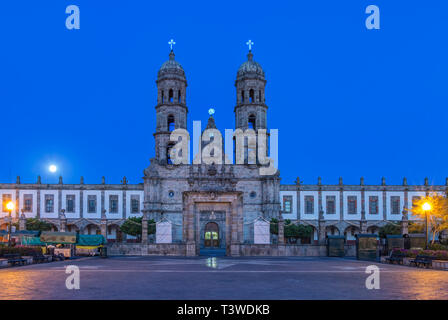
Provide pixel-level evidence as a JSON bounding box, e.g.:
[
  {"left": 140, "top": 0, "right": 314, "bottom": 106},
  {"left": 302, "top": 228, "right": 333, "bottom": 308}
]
[
  {"left": 6, "top": 201, "right": 15, "bottom": 247},
  {"left": 422, "top": 202, "right": 431, "bottom": 249}
]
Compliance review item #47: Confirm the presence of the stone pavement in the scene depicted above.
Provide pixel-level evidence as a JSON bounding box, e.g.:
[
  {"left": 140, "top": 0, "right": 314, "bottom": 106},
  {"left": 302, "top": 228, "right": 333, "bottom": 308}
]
[{"left": 0, "top": 256, "right": 446, "bottom": 300}]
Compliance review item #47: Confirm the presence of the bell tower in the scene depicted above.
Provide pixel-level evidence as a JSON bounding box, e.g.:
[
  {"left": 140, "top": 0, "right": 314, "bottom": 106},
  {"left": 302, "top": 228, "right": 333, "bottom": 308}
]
[
  {"left": 154, "top": 40, "right": 188, "bottom": 165},
  {"left": 235, "top": 40, "right": 267, "bottom": 131}
]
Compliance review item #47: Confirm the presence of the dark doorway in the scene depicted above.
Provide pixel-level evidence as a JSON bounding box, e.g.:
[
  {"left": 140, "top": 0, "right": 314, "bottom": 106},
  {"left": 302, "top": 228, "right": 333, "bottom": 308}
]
[{"left": 204, "top": 222, "right": 219, "bottom": 248}]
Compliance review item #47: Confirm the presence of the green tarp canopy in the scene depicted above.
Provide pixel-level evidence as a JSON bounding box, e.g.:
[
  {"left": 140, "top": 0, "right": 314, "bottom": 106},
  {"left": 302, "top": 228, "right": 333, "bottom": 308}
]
[
  {"left": 77, "top": 234, "right": 106, "bottom": 246},
  {"left": 40, "top": 231, "right": 77, "bottom": 244},
  {"left": 15, "top": 233, "right": 105, "bottom": 247},
  {"left": 22, "top": 236, "right": 46, "bottom": 246}
]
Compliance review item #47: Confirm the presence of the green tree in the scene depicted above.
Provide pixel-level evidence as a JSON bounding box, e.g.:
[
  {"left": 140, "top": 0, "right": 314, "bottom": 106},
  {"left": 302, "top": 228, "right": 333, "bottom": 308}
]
[
  {"left": 284, "top": 223, "right": 312, "bottom": 239},
  {"left": 296, "top": 224, "right": 313, "bottom": 238},
  {"left": 408, "top": 193, "right": 448, "bottom": 244},
  {"left": 378, "top": 223, "right": 401, "bottom": 238},
  {"left": 119, "top": 217, "right": 156, "bottom": 240},
  {"left": 25, "top": 218, "right": 52, "bottom": 231},
  {"left": 408, "top": 222, "right": 424, "bottom": 234}
]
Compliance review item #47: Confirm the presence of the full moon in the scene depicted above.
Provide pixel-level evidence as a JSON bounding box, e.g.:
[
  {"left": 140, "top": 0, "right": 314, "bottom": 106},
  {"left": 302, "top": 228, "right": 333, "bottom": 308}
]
[{"left": 49, "top": 165, "right": 57, "bottom": 173}]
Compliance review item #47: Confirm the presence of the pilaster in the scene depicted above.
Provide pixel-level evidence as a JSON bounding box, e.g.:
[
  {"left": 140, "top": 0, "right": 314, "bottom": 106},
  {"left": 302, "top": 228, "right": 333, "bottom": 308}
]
[{"left": 278, "top": 216, "right": 285, "bottom": 245}]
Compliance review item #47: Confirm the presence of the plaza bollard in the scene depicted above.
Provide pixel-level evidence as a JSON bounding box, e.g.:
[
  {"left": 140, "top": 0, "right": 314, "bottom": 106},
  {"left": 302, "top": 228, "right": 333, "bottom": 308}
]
[
  {"left": 327, "top": 235, "right": 345, "bottom": 257},
  {"left": 356, "top": 234, "right": 379, "bottom": 261},
  {"left": 100, "top": 246, "right": 108, "bottom": 258}
]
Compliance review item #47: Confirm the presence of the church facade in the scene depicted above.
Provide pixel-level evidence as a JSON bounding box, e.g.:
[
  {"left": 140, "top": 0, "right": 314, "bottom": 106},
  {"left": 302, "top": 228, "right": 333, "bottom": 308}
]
[{"left": 0, "top": 47, "right": 447, "bottom": 256}]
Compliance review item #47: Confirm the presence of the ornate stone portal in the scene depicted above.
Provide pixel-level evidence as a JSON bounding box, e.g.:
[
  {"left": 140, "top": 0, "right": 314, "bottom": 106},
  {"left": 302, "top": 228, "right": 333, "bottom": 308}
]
[{"left": 182, "top": 191, "right": 243, "bottom": 256}]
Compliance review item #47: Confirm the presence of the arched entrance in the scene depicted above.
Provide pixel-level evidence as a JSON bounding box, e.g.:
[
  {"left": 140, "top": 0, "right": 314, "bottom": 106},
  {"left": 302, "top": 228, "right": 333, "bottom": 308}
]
[{"left": 204, "top": 222, "right": 219, "bottom": 248}]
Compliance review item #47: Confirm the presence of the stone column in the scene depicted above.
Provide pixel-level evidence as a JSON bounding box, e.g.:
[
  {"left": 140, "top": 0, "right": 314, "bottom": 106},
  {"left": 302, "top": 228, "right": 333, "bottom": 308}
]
[
  {"left": 58, "top": 176, "right": 63, "bottom": 216},
  {"left": 36, "top": 177, "right": 41, "bottom": 219},
  {"left": 360, "top": 178, "right": 367, "bottom": 234},
  {"left": 278, "top": 216, "right": 285, "bottom": 244},
  {"left": 230, "top": 197, "right": 242, "bottom": 256},
  {"left": 317, "top": 180, "right": 326, "bottom": 245},
  {"left": 101, "top": 209, "right": 107, "bottom": 239},
  {"left": 80, "top": 178, "right": 84, "bottom": 219},
  {"left": 318, "top": 219, "right": 326, "bottom": 245},
  {"left": 403, "top": 178, "right": 409, "bottom": 235},
  {"left": 382, "top": 178, "right": 387, "bottom": 221},
  {"left": 401, "top": 207, "right": 409, "bottom": 235},
  {"left": 360, "top": 220, "right": 367, "bottom": 234},
  {"left": 339, "top": 178, "right": 344, "bottom": 222},
  {"left": 141, "top": 212, "right": 148, "bottom": 244},
  {"left": 19, "top": 213, "right": 26, "bottom": 231},
  {"left": 15, "top": 186, "right": 19, "bottom": 219},
  {"left": 59, "top": 210, "right": 67, "bottom": 232}
]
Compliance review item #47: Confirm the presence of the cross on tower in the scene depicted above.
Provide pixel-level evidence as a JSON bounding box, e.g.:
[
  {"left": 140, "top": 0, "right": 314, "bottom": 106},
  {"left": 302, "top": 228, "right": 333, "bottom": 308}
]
[
  {"left": 246, "top": 39, "right": 254, "bottom": 51},
  {"left": 168, "top": 39, "right": 176, "bottom": 51}
]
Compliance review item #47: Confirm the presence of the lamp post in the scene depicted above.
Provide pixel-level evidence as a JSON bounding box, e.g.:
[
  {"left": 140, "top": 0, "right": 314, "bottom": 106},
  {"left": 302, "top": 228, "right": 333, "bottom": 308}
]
[
  {"left": 422, "top": 202, "right": 431, "bottom": 250},
  {"left": 6, "top": 201, "right": 15, "bottom": 247}
]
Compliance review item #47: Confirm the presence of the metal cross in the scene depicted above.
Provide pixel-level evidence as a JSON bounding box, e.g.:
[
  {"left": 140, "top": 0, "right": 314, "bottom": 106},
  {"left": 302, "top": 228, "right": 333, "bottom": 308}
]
[
  {"left": 246, "top": 39, "right": 254, "bottom": 51},
  {"left": 168, "top": 39, "right": 176, "bottom": 50}
]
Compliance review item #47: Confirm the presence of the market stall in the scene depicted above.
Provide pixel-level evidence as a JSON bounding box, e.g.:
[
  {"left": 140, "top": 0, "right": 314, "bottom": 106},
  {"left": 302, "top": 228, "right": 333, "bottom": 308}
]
[
  {"left": 76, "top": 235, "right": 106, "bottom": 256},
  {"left": 40, "top": 231, "right": 77, "bottom": 258}
]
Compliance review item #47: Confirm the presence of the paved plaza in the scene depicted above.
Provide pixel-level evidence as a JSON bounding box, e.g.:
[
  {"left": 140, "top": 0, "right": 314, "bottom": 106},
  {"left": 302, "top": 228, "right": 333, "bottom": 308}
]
[{"left": 0, "top": 256, "right": 446, "bottom": 300}]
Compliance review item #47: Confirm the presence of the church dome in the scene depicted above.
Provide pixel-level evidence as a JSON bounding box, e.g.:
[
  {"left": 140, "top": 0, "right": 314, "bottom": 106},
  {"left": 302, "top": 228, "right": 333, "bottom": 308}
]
[
  {"left": 157, "top": 51, "right": 186, "bottom": 80},
  {"left": 237, "top": 51, "right": 265, "bottom": 81}
]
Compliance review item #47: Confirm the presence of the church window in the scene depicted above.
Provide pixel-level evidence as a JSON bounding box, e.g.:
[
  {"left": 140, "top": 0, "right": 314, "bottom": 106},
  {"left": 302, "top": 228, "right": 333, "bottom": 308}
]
[
  {"left": 167, "top": 114, "right": 175, "bottom": 131},
  {"left": 326, "top": 196, "right": 336, "bottom": 214},
  {"left": 45, "top": 194, "right": 54, "bottom": 213},
  {"left": 178, "top": 90, "right": 182, "bottom": 103},
  {"left": 66, "top": 195, "right": 75, "bottom": 213},
  {"left": 391, "top": 196, "right": 400, "bottom": 214},
  {"left": 347, "top": 196, "right": 357, "bottom": 214},
  {"left": 24, "top": 194, "right": 33, "bottom": 212},
  {"left": 161, "top": 90, "right": 164, "bottom": 103},
  {"left": 305, "top": 196, "right": 314, "bottom": 214},
  {"left": 169, "top": 89, "right": 174, "bottom": 103},
  {"left": 248, "top": 114, "right": 256, "bottom": 129},
  {"left": 109, "top": 195, "right": 119, "bottom": 213},
  {"left": 168, "top": 191, "right": 174, "bottom": 198},
  {"left": 241, "top": 91, "right": 244, "bottom": 103},
  {"left": 249, "top": 89, "right": 254, "bottom": 103},
  {"left": 259, "top": 90, "right": 262, "bottom": 102},
  {"left": 283, "top": 196, "right": 292, "bottom": 213},
  {"left": 250, "top": 191, "right": 256, "bottom": 198},
  {"left": 131, "top": 195, "right": 140, "bottom": 213},
  {"left": 369, "top": 196, "right": 378, "bottom": 214},
  {"left": 88, "top": 195, "right": 97, "bottom": 213}
]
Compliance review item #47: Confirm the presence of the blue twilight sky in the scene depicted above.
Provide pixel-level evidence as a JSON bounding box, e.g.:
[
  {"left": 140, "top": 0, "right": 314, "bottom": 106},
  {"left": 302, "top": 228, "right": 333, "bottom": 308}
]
[{"left": 0, "top": 0, "right": 447, "bottom": 186}]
